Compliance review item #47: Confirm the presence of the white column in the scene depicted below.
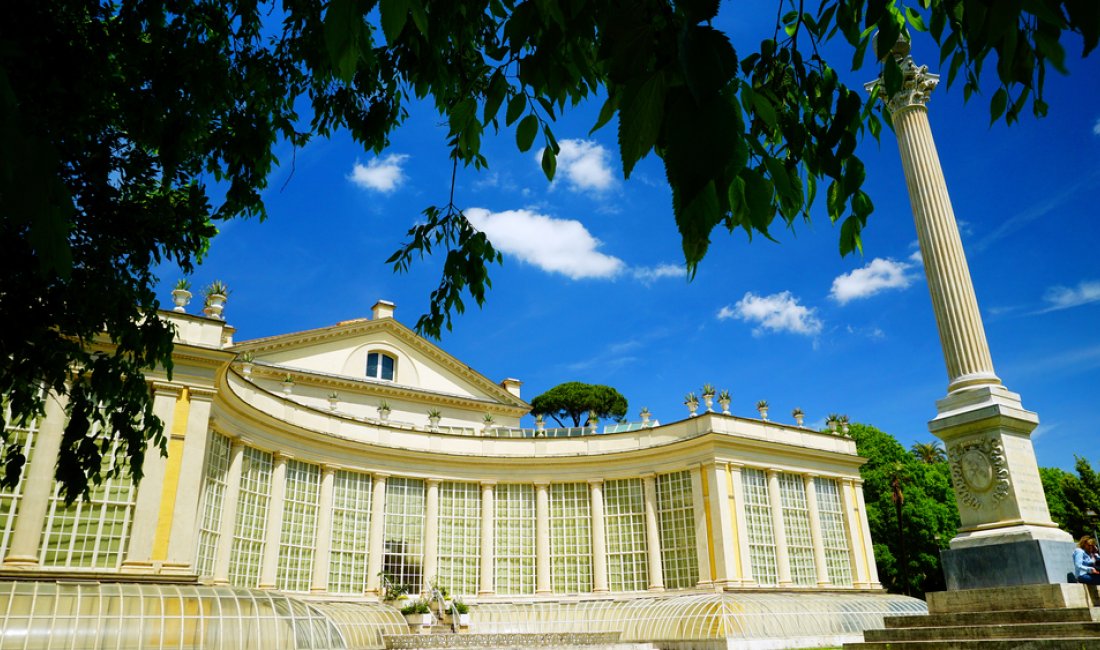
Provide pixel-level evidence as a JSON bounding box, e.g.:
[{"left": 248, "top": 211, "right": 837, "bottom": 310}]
[
  {"left": 705, "top": 462, "right": 737, "bottom": 588},
  {"left": 310, "top": 465, "right": 336, "bottom": 593},
  {"left": 422, "top": 478, "right": 440, "bottom": 594},
  {"left": 766, "top": 470, "right": 792, "bottom": 587},
  {"left": 365, "top": 473, "right": 388, "bottom": 595},
  {"left": 166, "top": 387, "right": 216, "bottom": 568},
  {"left": 854, "top": 479, "right": 881, "bottom": 588},
  {"left": 728, "top": 464, "right": 754, "bottom": 586},
  {"left": 212, "top": 438, "right": 245, "bottom": 584},
  {"left": 589, "top": 479, "right": 609, "bottom": 593},
  {"left": 535, "top": 482, "right": 551, "bottom": 594},
  {"left": 804, "top": 475, "right": 830, "bottom": 587},
  {"left": 259, "top": 452, "right": 288, "bottom": 589},
  {"left": 123, "top": 383, "right": 180, "bottom": 571},
  {"left": 840, "top": 477, "right": 870, "bottom": 588},
  {"left": 3, "top": 391, "right": 68, "bottom": 566},
  {"left": 642, "top": 473, "right": 664, "bottom": 591},
  {"left": 689, "top": 465, "right": 713, "bottom": 587},
  {"left": 478, "top": 481, "right": 495, "bottom": 596}
]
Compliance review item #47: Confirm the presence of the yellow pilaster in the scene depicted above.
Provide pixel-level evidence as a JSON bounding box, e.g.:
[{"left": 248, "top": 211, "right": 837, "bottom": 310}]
[
  {"left": 152, "top": 387, "right": 191, "bottom": 560},
  {"left": 700, "top": 466, "right": 716, "bottom": 579},
  {"left": 725, "top": 465, "right": 743, "bottom": 579}
]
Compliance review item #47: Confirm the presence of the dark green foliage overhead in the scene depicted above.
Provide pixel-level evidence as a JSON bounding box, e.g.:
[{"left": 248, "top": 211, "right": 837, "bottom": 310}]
[
  {"left": 848, "top": 423, "right": 959, "bottom": 598},
  {"left": 1, "top": 0, "right": 1096, "bottom": 497},
  {"left": 530, "top": 382, "right": 628, "bottom": 427}
]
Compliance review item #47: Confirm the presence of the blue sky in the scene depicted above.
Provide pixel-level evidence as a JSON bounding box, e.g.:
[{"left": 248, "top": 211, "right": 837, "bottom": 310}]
[{"left": 157, "top": 12, "right": 1099, "bottom": 472}]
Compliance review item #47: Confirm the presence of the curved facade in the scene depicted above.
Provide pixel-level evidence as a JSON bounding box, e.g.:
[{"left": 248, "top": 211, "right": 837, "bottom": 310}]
[{"left": 0, "top": 300, "right": 922, "bottom": 648}]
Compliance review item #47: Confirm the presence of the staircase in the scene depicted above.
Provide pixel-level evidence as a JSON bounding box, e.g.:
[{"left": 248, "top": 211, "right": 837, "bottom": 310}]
[
  {"left": 846, "top": 584, "right": 1100, "bottom": 649},
  {"left": 382, "top": 631, "right": 655, "bottom": 650}
]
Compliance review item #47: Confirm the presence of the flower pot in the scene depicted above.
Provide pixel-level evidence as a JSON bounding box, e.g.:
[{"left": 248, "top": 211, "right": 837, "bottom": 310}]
[
  {"left": 718, "top": 399, "right": 731, "bottom": 415},
  {"left": 456, "top": 613, "right": 471, "bottom": 628},
  {"left": 282, "top": 382, "right": 294, "bottom": 395},
  {"left": 428, "top": 415, "right": 441, "bottom": 431},
  {"left": 379, "top": 409, "right": 390, "bottom": 422},
  {"left": 758, "top": 408, "right": 768, "bottom": 421},
  {"left": 203, "top": 293, "right": 227, "bottom": 319},
  {"left": 171, "top": 289, "right": 191, "bottom": 313},
  {"left": 686, "top": 403, "right": 698, "bottom": 417},
  {"left": 329, "top": 397, "right": 339, "bottom": 411},
  {"left": 404, "top": 613, "right": 432, "bottom": 630},
  {"left": 703, "top": 395, "right": 714, "bottom": 412},
  {"left": 794, "top": 415, "right": 804, "bottom": 427}
]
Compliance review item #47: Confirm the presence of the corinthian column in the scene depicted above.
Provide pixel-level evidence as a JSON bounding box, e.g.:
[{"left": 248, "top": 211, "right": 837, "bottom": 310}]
[{"left": 867, "top": 38, "right": 1072, "bottom": 592}]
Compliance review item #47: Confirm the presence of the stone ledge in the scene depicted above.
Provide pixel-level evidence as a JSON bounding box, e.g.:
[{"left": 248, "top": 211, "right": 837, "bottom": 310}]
[{"left": 927, "top": 584, "right": 1098, "bottom": 614}]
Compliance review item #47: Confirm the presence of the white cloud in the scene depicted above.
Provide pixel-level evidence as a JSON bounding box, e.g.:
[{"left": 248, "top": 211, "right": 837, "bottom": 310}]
[
  {"left": 465, "top": 207, "right": 624, "bottom": 280},
  {"left": 908, "top": 249, "right": 923, "bottom": 265},
  {"left": 1042, "top": 280, "right": 1100, "bottom": 312},
  {"left": 1094, "top": 118, "right": 1100, "bottom": 136},
  {"left": 632, "top": 264, "right": 684, "bottom": 285},
  {"left": 536, "top": 139, "right": 615, "bottom": 193},
  {"left": 830, "top": 258, "right": 918, "bottom": 304},
  {"left": 718, "top": 291, "right": 823, "bottom": 337},
  {"left": 348, "top": 154, "right": 408, "bottom": 193}
]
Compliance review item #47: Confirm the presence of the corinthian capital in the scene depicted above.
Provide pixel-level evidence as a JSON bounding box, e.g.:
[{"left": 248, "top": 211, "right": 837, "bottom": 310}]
[{"left": 865, "top": 56, "right": 940, "bottom": 114}]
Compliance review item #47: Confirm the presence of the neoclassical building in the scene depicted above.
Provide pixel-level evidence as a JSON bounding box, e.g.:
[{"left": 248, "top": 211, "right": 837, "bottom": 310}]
[{"left": 0, "top": 300, "right": 923, "bottom": 649}]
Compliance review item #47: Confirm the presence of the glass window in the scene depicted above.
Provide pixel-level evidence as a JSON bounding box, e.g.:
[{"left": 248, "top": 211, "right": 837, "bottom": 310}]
[
  {"left": 656, "top": 470, "right": 698, "bottom": 589},
  {"left": 229, "top": 447, "right": 272, "bottom": 587},
  {"left": 604, "top": 478, "right": 648, "bottom": 592},
  {"left": 329, "top": 470, "right": 373, "bottom": 595},
  {"left": 383, "top": 477, "right": 425, "bottom": 592},
  {"left": 277, "top": 460, "right": 321, "bottom": 592},
  {"left": 742, "top": 468, "right": 778, "bottom": 586},
  {"left": 366, "top": 352, "right": 395, "bottom": 381},
  {"left": 0, "top": 400, "right": 39, "bottom": 561},
  {"left": 40, "top": 428, "right": 135, "bottom": 570},
  {"left": 779, "top": 473, "right": 817, "bottom": 586},
  {"left": 550, "top": 483, "right": 592, "bottom": 594},
  {"left": 438, "top": 481, "right": 481, "bottom": 597},
  {"left": 494, "top": 483, "right": 535, "bottom": 595},
  {"left": 195, "top": 433, "right": 232, "bottom": 577},
  {"left": 815, "top": 478, "right": 853, "bottom": 586}
]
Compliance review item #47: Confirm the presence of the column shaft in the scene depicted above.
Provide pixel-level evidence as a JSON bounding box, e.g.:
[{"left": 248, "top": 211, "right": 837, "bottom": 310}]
[
  {"left": 767, "top": 470, "right": 792, "bottom": 586},
  {"left": 212, "top": 439, "right": 245, "bottom": 584},
  {"left": 689, "top": 466, "right": 713, "bottom": 587},
  {"left": 422, "top": 479, "right": 440, "bottom": 594},
  {"left": 259, "top": 453, "right": 289, "bottom": 589},
  {"left": 310, "top": 466, "right": 336, "bottom": 593},
  {"left": 705, "top": 463, "right": 738, "bottom": 588},
  {"left": 854, "top": 480, "right": 881, "bottom": 587},
  {"left": 164, "top": 388, "right": 216, "bottom": 568},
  {"left": 365, "top": 474, "right": 388, "bottom": 595},
  {"left": 478, "top": 482, "right": 495, "bottom": 596},
  {"left": 642, "top": 474, "right": 664, "bottom": 591},
  {"left": 804, "top": 475, "right": 830, "bottom": 586},
  {"left": 3, "top": 391, "right": 68, "bottom": 566},
  {"left": 535, "top": 483, "right": 551, "bottom": 593},
  {"left": 729, "top": 465, "right": 754, "bottom": 586},
  {"left": 122, "top": 384, "right": 179, "bottom": 571},
  {"left": 589, "top": 480, "right": 609, "bottom": 593},
  {"left": 892, "top": 105, "right": 999, "bottom": 392},
  {"left": 840, "top": 478, "right": 870, "bottom": 588}
]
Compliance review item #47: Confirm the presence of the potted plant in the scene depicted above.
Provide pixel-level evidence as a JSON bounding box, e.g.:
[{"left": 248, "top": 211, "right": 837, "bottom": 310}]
[
  {"left": 202, "top": 279, "right": 230, "bottom": 319},
  {"left": 684, "top": 392, "right": 699, "bottom": 417},
  {"left": 378, "top": 400, "right": 391, "bottom": 422},
  {"left": 239, "top": 351, "right": 255, "bottom": 378},
  {"left": 380, "top": 572, "right": 408, "bottom": 603},
  {"left": 756, "top": 400, "right": 769, "bottom": 420},
  {"left": 328, "top": 392, "right": 340, "bottom": 411},
  {"left": 717, "top": 390, "right": 732, "bottom": 415},
  {"left": 482, "top": 412, "right": 495, "bottom": 435},
  {"left": 792, "top": 407, "right": 805, "bottom": 427},
  {"left": 282, "top": 374, "right": 294, "bottom": 395},
  {"left": 826, "top": 413, "right": 840, "bottom": 433},
  {"left": 400, "top": 598, "right": 433, "bottom": 629},
  {"left": 171, "top": 278, "right": 192, "bottom": 312},
  {"left": 701, "top": 384, "right": 716, "bottom": 412},
  {"left": 534, "top": 413, "right": 546, "bottom": 435},
  {"left": 588, "top": 410, "right": 600, "bottom": 432},
  {"left": 838, "top": 414, "right": 851, "bottom": 435},
  {"left": 639, "top": 407, "right": 651, "bottom": 427},
  {"left": 453, "top": 599, "right": 470, "bottom": 628},
  {"left": 427, "top": 408, "right": 442, "bottom": 431}
]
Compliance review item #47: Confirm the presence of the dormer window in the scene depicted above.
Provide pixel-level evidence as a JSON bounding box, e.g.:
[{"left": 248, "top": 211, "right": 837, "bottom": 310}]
[{"left": 366, "top": 352, "right": 395, "bottom": 381}]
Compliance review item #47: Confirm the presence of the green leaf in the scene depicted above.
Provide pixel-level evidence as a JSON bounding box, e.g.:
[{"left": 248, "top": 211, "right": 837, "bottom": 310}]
[
  {"left": 324, "top": 0, "right": 361, "bottom": 82},
  {"left": 839, "top": 215, "right": 863, "bottom": 256},
  {"left": 883, "top": 55, "right": 903, "bottom": 97},
  {"left": 379, "top": 0, "right": 410, "bottom": 44},
  {"left": 906, "top": 7, "right": 927, "bottom": 32},
  {"left": 727, "top": 175, "right": 749, "bottom": 231},
  {"left": 675, "top": 181, "right": 722, "bottom": 274},
  {"left": 678, "top": 25, "right": 738, "bottom": 103},
  {"left": 740, "top": 167, "right": 777, "bottom": 237},
  {"left": 876, "top": 12, "right": 901, "bottom": 62},
  {"left": 483, "top": 72, "right": 508, "bottom": 124},
  {"left": 516, "top": 114, "right": 538, "bottom": 152},
  {"left": 505, "top": 93, "right": 527, "bottom": 126},
  {"left": 751, "top": 92, "right": 777, "bottom": 130},
  {"left": 618, "top": 71, "right": 667, "bottom": 178},
  {"left": 989, "top": 88, "right": 1008, "bottom": 124},
  {"left": 590, "top": 93, "right": 619, "bottom": 135},
  {"left": 540, "top": 146, "right": 557, "bottom": 180}
]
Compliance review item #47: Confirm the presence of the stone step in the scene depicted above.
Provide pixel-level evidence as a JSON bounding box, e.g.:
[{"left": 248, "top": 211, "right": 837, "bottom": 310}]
[
  {"left": 849, "top": 639, "right": 1100, "bottom": 650},
  {"left": 884, "top": 608, "right": 1100, "bottom": 629},
  {"left": 383, "top": 631, "right": 629, "bottom": 650},
  {"left": 865, "top": 621, "right": 1100, "bottom": 642}
]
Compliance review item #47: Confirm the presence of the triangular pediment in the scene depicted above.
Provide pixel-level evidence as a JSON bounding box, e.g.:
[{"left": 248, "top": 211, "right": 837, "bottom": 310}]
[{"left": 229, "top": 317, "right": 526, "bottom": 408}]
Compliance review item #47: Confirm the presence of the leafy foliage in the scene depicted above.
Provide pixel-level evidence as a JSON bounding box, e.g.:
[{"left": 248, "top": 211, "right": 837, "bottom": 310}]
[
  {"left": 911, "top": 441, "right": 947, "bottom": 464},
  {"left": 848, "top": 423, "right": 958, "bottom": 597},
  {"left": 2, "top": 0, "right": 1096, "bottom": 495},
  {"left": 529, "top": 382, "right": 628, "bottom": 427},
  {"left": 1041, "top": 457, "right": 1100, "bottom": 540}
]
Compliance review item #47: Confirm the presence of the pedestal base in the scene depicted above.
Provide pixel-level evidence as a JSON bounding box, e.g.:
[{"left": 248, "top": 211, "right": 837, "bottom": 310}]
[{"left": 941, "top": 538, "right": 1076, "bottom": 590}]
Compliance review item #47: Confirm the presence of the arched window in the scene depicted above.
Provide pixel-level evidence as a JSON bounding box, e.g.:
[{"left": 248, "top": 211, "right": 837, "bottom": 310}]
[{"left": 366, "top": 352, "right": 395, "bottom": 381}]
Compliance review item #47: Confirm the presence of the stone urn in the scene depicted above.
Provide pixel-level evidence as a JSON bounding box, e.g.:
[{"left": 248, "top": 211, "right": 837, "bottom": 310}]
[{"left": 171, "top": 289, "right": 191, "bottom": 312}]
